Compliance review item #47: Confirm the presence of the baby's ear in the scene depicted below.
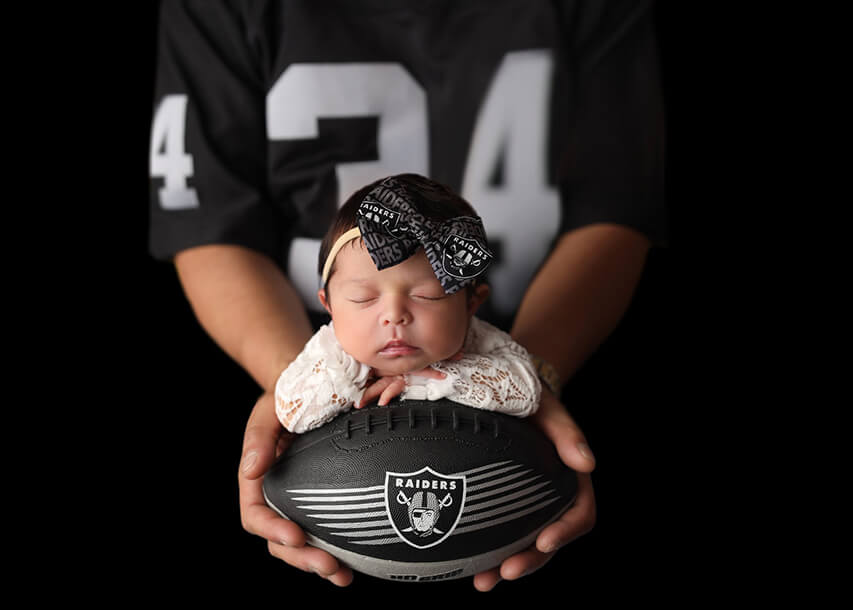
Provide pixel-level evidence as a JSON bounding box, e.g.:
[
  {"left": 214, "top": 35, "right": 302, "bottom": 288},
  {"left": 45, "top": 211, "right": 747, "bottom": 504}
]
[
  {"left": 318, "top": 288, "right": 332, "bottom": 314},
  {"left": 467, "top": 283, "right": 490, "bottom": 316}
]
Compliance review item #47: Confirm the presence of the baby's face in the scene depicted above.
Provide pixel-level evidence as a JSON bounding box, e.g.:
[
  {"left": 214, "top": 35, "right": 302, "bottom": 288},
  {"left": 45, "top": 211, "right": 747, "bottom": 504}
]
[{"left": 321, "top": 241, "right": 484, "bottom": 377}]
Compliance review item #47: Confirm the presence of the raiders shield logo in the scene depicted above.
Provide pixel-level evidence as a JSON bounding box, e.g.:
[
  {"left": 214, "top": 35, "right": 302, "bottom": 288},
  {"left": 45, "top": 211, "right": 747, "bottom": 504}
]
[
  {"left": 384, "top": 467, "right": 466, "bottom": 549},
  {"left": 358, "top": 198, "right": 402, "bottom": 235},
  {"left": 442, "top": 234, "right": 493, "bottom": 279}
]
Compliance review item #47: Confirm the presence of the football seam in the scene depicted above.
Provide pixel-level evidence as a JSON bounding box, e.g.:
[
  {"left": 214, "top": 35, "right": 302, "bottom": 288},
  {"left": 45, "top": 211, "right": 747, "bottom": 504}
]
[
  {"left": 330, "top": 434, "right": 513, "bottom": 454},
  {"left": 342, "top": 406, "right": 504, "bottom": 437},
  {"left": 282, "top": 403, "right": 524, "bottom": 459}
]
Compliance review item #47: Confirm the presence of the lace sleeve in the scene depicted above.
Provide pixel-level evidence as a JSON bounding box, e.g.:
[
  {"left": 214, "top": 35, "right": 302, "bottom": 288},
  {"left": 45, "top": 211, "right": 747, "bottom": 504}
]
[
  {"left": 274, "top": 324, "right": 372, "bottom": 434},
  {"left": 414, "top": 318, "right": 542, "bottom": 417}
]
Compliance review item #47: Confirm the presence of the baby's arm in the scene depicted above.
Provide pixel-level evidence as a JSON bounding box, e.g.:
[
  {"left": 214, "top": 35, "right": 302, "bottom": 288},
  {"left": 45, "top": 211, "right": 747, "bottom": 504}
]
[
  {"left": 405, "top": 318, "right": 542, "bottom": 417},
  {"left": 274, "top": 324, "right": 372, "bottom": 433}
]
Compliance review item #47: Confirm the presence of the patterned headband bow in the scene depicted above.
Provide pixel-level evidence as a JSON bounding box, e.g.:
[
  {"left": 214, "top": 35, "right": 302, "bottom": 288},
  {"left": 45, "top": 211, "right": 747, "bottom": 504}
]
[{"left": 355, "top": 177, "right": 493, "bottom": 294}]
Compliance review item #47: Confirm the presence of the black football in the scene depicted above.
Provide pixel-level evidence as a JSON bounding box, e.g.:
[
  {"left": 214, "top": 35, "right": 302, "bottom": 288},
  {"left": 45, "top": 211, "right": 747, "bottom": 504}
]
[{"left": 263, "top": 399, "right": 577, "bottom": 582}]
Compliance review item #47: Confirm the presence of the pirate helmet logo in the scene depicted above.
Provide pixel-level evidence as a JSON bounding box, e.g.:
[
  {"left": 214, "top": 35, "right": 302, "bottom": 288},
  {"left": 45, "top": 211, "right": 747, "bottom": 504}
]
[
  {"left": 384, "top": 467, "right": 466, "bottom": 548},
  {"left": 358, "top": 197, "right": 402, "bottom": 235},
  {"left": 442, "top": 234, "right": 493, "bottom": 280}
]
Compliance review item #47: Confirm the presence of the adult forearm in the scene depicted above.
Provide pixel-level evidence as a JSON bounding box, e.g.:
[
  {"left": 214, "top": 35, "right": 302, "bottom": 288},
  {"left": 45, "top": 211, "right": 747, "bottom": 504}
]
[
  {"left": 510, "top": 223, "right": 651, "bottom": 385},
  {"left": 174, "top": 244, "right": 314, "bottom": 391}
]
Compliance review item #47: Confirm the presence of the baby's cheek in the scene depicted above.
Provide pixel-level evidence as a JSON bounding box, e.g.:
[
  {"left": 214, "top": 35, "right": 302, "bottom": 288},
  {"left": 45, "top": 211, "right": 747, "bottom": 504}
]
[
  {"left": 436, "top": 317, "right": 469, "bottom": 359},
  {"left": 332, "top": 318, "right": 369, "bottom": 362}
]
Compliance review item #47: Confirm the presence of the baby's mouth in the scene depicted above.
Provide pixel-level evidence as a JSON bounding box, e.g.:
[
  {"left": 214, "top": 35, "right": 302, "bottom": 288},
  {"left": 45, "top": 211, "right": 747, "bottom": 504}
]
[{"left": 379, "top": 340, "right": 419, "bottom": 357}]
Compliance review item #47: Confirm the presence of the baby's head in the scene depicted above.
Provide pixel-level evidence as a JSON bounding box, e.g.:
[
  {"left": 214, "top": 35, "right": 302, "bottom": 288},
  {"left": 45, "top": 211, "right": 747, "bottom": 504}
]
[{"left": 317, "top": 174, "right": 492, "bottom": 377}]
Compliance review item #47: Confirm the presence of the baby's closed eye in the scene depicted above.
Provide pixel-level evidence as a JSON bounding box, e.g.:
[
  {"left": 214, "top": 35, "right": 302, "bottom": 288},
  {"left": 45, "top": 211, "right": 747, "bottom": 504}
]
[{"left": 345, "top": 291, "right": 379, "bottom": 304}]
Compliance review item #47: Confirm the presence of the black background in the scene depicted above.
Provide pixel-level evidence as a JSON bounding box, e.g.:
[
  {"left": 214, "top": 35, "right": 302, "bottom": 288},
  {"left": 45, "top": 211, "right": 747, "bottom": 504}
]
[{"left": 65, "top": 0, "right": 741, "bottom": 603}]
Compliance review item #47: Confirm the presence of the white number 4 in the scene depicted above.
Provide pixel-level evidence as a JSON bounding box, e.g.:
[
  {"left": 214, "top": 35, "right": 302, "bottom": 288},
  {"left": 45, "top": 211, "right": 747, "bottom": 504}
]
[{"left": 150, "top": 95, "right": 199, "bottom": 210}]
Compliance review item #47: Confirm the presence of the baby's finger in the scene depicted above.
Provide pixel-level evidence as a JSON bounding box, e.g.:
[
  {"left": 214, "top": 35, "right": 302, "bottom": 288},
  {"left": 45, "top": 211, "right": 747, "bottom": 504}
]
[
  {"left": 378, "top": 378, "right": 406, "bottom": 406},
  {"left": 408, "top": 367, "right": 447, "bottom": 380},
  {"left": 358, "top": 377, "right": 395, "bottom": 408}
]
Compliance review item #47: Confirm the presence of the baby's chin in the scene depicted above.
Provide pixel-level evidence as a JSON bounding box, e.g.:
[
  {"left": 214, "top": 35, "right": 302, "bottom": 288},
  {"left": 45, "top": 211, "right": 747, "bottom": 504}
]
[
  {"left": 367, "top": 344, "right": 464, "bottom": 377},
  {"left": 369, "top": 356, "right": 435, "bottom": 378},
  {"left": 371, "top": 362, "right": 426, "bottom": 378}
]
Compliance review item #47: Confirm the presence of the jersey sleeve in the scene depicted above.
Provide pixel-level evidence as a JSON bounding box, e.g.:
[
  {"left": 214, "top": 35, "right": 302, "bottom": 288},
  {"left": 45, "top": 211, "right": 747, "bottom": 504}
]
[
  {"left": 148, "top": 0, "right": 282, "bottom": 262},
  {"left": 404, "top": 318, "right": 542, "bottom": 417},
  {"left": 554, "top": 0, "right": 668, "bottom": 247},
  {"left": 274, "top": 324, "right": 373, "bottom": 434}
]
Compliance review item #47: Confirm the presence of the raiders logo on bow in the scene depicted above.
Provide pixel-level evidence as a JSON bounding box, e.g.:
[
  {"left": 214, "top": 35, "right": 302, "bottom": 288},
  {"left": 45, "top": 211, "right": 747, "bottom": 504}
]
[
  {"left": 442, "top": 233, "right": 492, "bottom": 280},
  {"left": 357, "top": 197, "right": 402, "bottom": 235}
]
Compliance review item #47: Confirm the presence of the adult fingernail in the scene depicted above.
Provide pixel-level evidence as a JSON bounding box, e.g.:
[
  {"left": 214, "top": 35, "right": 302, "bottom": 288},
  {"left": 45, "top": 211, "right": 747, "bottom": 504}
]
[
  {"left": 241, "top": 451, "right": 258, "bottom": 473},
  {"left": 577, "top": 442, "right": 595, "bottom": 462}
]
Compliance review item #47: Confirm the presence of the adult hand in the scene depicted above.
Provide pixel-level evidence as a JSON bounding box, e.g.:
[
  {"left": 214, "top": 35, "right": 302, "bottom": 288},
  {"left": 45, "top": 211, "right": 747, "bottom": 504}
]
[
  {"left": 238, "top": 392, "right": 354, "bottom": 586},
  {"left": 472, "top": 390, "right": 597, "bottom": 592}
]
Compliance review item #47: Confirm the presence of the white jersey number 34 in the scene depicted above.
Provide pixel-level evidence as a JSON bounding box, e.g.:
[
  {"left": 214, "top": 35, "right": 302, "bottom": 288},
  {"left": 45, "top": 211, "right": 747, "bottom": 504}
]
[{"left": 152, "top": 51, "right": 560, "bottom": 316}]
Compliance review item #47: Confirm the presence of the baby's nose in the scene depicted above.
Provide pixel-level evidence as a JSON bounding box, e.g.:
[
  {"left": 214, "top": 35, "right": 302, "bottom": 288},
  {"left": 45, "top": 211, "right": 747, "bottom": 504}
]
[
  {"left": 381, "top": 297, "right": 412, "bottom": 326},
  {"left": 381, "top": 311, "right": 411, "bottom": 326}
]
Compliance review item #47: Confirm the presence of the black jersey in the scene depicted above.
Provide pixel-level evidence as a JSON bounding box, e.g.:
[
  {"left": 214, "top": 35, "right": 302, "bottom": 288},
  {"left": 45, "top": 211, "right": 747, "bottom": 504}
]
[{"left": 149, "top": 0, "right": 666, "bottom": 325}]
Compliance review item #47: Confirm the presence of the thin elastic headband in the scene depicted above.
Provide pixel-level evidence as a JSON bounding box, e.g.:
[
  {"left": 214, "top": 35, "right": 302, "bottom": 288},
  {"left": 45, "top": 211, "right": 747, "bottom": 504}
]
[{"left": 321, "top": 227, "right": 362, "bottom": 285}]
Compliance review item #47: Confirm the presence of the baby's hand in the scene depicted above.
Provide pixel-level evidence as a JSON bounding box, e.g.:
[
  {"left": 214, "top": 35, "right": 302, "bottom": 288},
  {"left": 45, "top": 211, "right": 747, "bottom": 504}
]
[{"left": 357, "top": 367, "right": 447, "bottom": 408}]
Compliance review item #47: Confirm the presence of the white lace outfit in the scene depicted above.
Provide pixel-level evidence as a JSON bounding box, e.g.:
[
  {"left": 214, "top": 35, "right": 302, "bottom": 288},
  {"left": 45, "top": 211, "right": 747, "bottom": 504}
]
[{"left": 275, "top": 317, "right": 541, "bottom": 433}]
